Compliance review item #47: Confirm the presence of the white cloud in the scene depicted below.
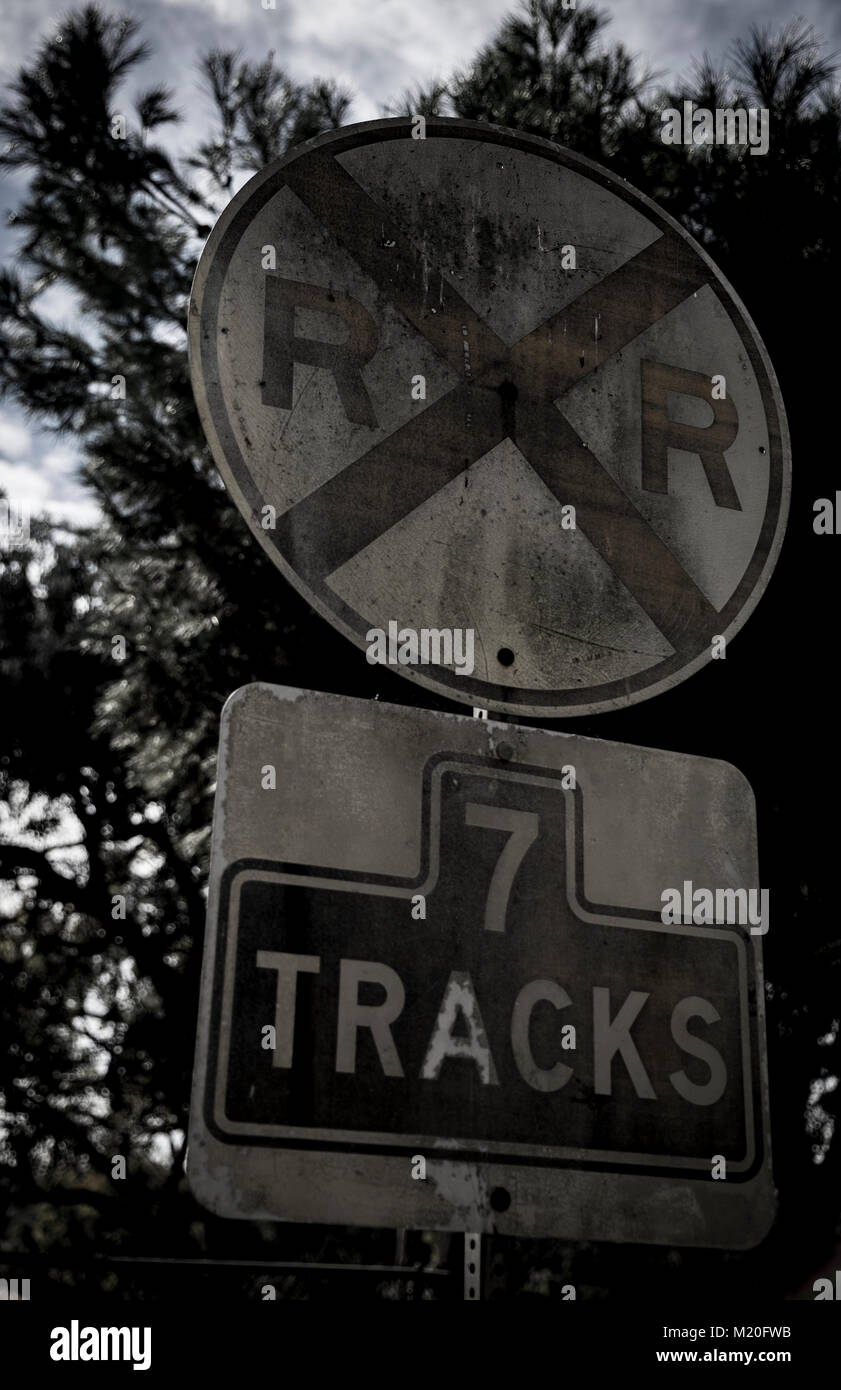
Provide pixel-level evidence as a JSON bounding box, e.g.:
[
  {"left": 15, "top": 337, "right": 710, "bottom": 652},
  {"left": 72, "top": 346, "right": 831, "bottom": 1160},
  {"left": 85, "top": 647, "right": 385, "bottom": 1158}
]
[
  {"left": 41, "top": 446, "right": 80, "bottom": 476},
  {"left": 158, "top": 0, "right": 277, "bottom": 22},
  {"left": 0, "top": 417, "right": 32, "bottom": 461},
  {"left": 34, "top": 282, "right": 84, "bottom": 328},
  {"left": 280, "top": 0, "right": 515, "bottom": 116},
  {"left": 0, "top": 457, "right": 49, "bottom": 505},
  {"left": 0, "top": 413, "right": 98, "bottom": 526},
  {"left": 46, "top": 496, "right": 101, "bottom": 528}
]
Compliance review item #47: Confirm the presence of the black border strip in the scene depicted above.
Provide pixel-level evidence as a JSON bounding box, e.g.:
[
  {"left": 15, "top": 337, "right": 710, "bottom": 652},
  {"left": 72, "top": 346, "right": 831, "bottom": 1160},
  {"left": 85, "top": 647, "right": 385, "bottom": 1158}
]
[{"left": 203, "top": 751, "right": 764, "bottom": 1181}]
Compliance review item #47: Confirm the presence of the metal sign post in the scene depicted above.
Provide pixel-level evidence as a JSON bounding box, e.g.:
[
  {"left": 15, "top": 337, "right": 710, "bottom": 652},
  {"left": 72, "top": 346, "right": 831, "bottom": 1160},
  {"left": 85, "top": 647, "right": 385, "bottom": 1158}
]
[{"left": 464, "top": 1234, "right": 481, "bottom": 1302}]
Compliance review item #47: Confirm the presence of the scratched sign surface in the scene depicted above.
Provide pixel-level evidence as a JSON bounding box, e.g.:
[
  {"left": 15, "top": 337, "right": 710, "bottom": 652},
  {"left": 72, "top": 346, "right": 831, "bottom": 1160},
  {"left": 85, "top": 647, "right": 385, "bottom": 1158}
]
[
  {"left": 188, "top": 684, "right": 775, "bottom": 1246},
  {"left": 189, "top": 119, "right": 790, "bottom": 717}
]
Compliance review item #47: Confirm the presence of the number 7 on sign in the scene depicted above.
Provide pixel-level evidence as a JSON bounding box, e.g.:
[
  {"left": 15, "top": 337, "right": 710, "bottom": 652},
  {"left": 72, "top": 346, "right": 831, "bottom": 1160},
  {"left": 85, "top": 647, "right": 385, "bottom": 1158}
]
[{"left": 464, "top": 804, "right": 539, "bottom": 934}]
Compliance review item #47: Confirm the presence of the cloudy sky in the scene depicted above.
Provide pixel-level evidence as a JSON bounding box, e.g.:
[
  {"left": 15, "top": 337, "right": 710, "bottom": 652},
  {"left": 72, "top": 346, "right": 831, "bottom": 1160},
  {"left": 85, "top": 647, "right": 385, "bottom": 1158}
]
[{"left": 1, "top": 0, "right": 839, "bottom": 528}]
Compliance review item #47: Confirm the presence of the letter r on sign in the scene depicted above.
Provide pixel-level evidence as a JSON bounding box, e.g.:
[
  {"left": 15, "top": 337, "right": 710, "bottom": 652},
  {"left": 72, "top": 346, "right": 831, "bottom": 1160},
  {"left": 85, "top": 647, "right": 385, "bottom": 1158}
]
[
  {"left": 641, "top": 360, "right": 741, "bottom": 509},
  {"left": 262, "top": 277, "right": 379, "bottom": 425}
]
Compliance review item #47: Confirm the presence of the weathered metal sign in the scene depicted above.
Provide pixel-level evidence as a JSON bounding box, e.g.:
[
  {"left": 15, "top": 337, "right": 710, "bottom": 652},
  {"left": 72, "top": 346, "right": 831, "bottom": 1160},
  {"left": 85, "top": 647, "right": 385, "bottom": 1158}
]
[
  {"left": 188, "top": 684, "right": 774, "bottom": 1246},
  {"left": 189, "top": 117, "right": 790, "bottom": 718}
]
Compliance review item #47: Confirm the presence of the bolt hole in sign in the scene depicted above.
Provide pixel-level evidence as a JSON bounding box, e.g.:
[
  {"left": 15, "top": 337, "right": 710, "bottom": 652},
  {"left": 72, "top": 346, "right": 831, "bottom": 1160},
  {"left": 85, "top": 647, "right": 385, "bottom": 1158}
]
[{"left": 189, "top": 118, "right": 790, "bottom": 717}]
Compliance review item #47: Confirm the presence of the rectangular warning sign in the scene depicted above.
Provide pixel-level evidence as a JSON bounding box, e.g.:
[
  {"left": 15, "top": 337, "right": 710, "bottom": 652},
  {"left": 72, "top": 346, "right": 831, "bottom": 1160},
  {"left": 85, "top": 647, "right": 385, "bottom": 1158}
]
[{"left": 188, "top": 684, "right": 774, "bottom": 1246}]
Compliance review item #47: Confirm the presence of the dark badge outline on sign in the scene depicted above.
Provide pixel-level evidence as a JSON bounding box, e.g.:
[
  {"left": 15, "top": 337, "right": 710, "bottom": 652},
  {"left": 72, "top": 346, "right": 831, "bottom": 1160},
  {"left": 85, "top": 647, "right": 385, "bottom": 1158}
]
[
  {"left": 189, "top": 118, "right": 791, "bottom": 717},
  {"left": 202, "top": 751, "right": 764, "bottom": 1183}
]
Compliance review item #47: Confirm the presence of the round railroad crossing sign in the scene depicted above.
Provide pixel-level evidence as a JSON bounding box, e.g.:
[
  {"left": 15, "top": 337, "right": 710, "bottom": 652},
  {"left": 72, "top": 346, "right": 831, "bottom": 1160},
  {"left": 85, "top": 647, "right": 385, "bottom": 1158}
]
[{"left": 189, "top": 118, "right": 790, "bottom": 717}]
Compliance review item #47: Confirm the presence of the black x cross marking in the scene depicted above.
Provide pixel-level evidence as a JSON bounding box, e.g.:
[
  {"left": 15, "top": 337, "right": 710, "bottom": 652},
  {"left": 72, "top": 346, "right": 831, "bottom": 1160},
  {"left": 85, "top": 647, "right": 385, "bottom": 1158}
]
[{"left": 275, "top": 150, "right": 721, "bottom": 658}]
